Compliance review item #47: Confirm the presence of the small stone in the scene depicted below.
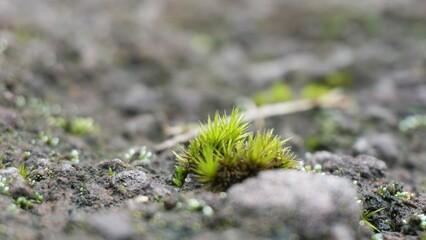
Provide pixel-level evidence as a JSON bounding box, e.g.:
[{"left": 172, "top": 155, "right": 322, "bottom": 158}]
[
  {"left": 353, "top": 133, "right": 400, "bottom": 166},
  {"left": 309, "top": 151, "right": 387, "bottom": 180},
  {"left": 163, "top": 197, "right": 177, "bottom": 210},
  {"left": 97, "top": 159, "right": 127, "bottom": 172},
  {"left": 0, "top": 106, "right": 22, "bottom": 127},
  {"left": 112, "top": 170, "right": 150, "bottom": 198},
  {"left": 115, "top": 84, "right": 161, "bottom": 116},
  {"left": 225, "top": 170, "right": 360, "bottom": 239},
  {"left": 89, "top": 211, "right": 134, "bottom": 240},
  {"left": 123, "top": 114, "right": 163, "bottom": 141},
  {"left": 134, "top": 195, "right": 149, "bottom": 204},
  {"left": 0, "top": 167, "right": 32, "bottom": 199}
]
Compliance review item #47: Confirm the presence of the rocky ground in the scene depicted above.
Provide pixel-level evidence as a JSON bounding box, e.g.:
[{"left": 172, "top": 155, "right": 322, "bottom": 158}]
[{"left": 0, "top": 0, "right": 426, "bottom": 239}]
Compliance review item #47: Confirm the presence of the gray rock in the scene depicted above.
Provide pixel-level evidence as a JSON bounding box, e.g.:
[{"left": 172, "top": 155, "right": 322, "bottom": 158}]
[
  {"left": 124, "top": 114, "right": 163, "bottom": 141},
  {"left": 353, "top": 133, "right": 400, "bottom": 166},
  {"left": 0, "top": 106, "right": 22, "bottom": 127},
  {"left": 309, "top": 151, "right": 387, "bottom": 180},
  {"left": 112, "top": 170, "right": 150, "bottom": 198},
  {"left": 362, "top": 105, "right": 397, "bottom": 126},
  {"left": 27, "top": 158, "right": 53, "bottom": 181},
  {"left": 97, "top": 158, "right": 127, "bottom": 172},
  {"left": 193, "top": 228, "right": 262, "bottom": 240},
  {"left": 58, "top": 163, "right": 76, "bottom": 175},
  {"left": 225, "top": 170, "right": 360, "bottom": 239},
  {"left": 89, "top": 211, "right": 134, "bottom": 240},
  {"left": 0, "top": 167, "right": 32, "bottom": 198},
  {"left": 115, "top": 84, "right": 161, "bottom": 115},
  {"left": 112, "top": 170, "right": 170, "bottom": 198}
]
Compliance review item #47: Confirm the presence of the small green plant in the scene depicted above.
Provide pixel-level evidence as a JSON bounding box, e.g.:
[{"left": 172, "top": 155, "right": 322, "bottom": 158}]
[
  {"left": 253, "top": 82, "right": 294, "bottom": 106},
  {"left": 324, "top": 70, "right": 353, "bottom": 87},
  {"left": 301, "top": 84, "right": 331, "bottom": 100},
  {"left": 107, "top": 168, "right": 115, "bottom": 177},
  {"left": 124, "top": 146, "right": 154, "bottom": 162},
  {"left": 402, "top": 213, "right": 426, "bottom": 233},
  {"left": 33, "top": 192, "right": 44, "bottom": 203},
  {"left": 173, "top": 109, "right": 298, "bottom": 190},
  {"left": 360, "top": 207, "right": 385, "bottom": 233},
  {"left": 22, "top": 151, "right": 31, "bottom": 160},
  {"left": 69, "top": 149, "right": 80, "bottom": 164},
  {"left": 172, "top": 166, "right": 187, "bottom": 187},
  {"left": 58, "top": 117, "right": 96, "bottom": 136},
  {"left": 16, "top": 196, "right": 33, "bottom": 209},
  {"left": 399, "top": 114, "right": 426, "bottom": 133},
  {"left": 19, "top": 163, "right": 30, "bottom": 179},
  {"left": 0, "top": 176, "right": 9, "bottom": 195},
  {"left": 38, "top": 132, "right": 59, "bottom": 147}
]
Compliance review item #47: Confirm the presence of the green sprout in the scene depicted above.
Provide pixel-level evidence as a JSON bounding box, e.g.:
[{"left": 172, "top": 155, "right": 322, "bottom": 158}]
[
  {"left": 253, "top": 82, "right": 294, "bottom": 106},
  {"left": 301, "top": 84, "right": 331, "bottom": 100},
  {"left": 19, "top": 163, "right": 30, "bottom": 179},
  {"left": 22, "top": 151, "right": 31, "bottom": 160},
  {"left": 16, "top": 196, "right": 33, "bottom": 209},
  {"left": 124, "top": 146, "right": 154, "bottom": 162},
  {"left": 108, "top": 168, "right": 115, "bottom": 177},
  {"left": 67, "top": 149, "right": 80, "bottom": 164},
  {"left": 33, "top": 192, "right": 44, "bottom": 203},
  {"left": 38, "top": 132, "right": 59, "bottom": 147},
  {"left": 172, "top": 166, "right": 187, "bottom": 187},
  {"left": 395, "top": 191, "right": 415, "bottom": 200},
  {"left": 58, "top": 117, "right": 96, "bottom": 136},
  {"left": 0, "top": 176, "right": 9, "bottom": 195},
  {"left": 360, "top": 207, "right": 385, "bottom": 233},
  {"left": 174, "top": 109, "right": 298, "bottom": 190}
]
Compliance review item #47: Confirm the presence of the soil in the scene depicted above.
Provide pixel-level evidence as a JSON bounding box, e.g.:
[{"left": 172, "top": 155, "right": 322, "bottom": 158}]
[{"left": 0, "top": 0, "right": 426, "bottom": 239}]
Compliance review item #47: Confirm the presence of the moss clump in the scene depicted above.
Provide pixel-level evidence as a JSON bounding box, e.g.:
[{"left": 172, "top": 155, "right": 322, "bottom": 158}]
[
  {"left": 173, "top": 109, "right": 298, "bottom": 191},
  {"left": 253, "top": 82, "right": 294, "bottom": 106},
  {"left": 301, "top": 84, "right": 331, "bottom": 100}
]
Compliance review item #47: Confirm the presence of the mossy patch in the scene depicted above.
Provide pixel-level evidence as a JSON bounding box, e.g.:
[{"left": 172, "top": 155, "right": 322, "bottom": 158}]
[{"left": 173, "top": 109, "right": 298, "bottom": 191}]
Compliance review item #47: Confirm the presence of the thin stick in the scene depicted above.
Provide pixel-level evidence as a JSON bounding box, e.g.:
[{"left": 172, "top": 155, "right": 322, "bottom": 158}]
[{"left": 154, "top": 90, "right": 348, "bottom": 152}]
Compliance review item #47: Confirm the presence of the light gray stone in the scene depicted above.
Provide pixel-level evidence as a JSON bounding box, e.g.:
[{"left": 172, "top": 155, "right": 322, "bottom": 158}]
[
  {"left": 89, "top": 211, "right": 134, "bottom": 240},
  {"left": 0, "top": 167, "right": 32, "bottom": 198},
  {"left": 226, "top": 170, "right": 360, "bottom": 239},
  {"left": 112, "top": 170, "right": 170, "bottom": 198},
  {"left": 353, "top": 133, "right": 400, "bottom": 166},
  {"left": 309, "top": 151, "right": 387, "bottom": 180}
]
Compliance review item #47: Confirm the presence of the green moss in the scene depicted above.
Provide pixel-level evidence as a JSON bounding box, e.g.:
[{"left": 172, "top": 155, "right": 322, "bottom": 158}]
[
  {"left": 123, "top": 146, "right": 154, "bottom": 162},
  {"left": 108, "top": 168, "right": 115, "bottom": 177},
  {"left": 174, "top": 109, "right": 298, "bottom": 190},
  {"left": 253, "top": 82, "right": 294, "bottom": 106},
  {"left": 18, "top": 163, "right": 30, "bottom": 180},
  {"left": 324, "top": 70, "right": 353, "bottom": 88},
  {"left": 301, "top": 84, "right": 331, "bottom": 100},
  {"left": 58, "top": 117, "right": 96, "bottom": 136},
  {"left": 360, "top": 207, "right": 385, "bottom": 233}
]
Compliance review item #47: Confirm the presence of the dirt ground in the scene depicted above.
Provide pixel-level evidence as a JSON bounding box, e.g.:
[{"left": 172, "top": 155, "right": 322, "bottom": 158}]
[{"left": 0, "top": 0, "right": 426, "bottom": 239}]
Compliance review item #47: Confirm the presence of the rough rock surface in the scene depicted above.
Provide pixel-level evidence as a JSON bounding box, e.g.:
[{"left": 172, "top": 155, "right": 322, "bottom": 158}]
[
  {"left": 308, "top": 151, "right": 388, "bottom": 180},
  {"left": 0, "top": 167, "right": 32, "bottom": 199},
  {"left": 225, "top": 170, "right": 360, "bottom": 239},
  {"left": 112, "top": 170, "right": 170, "bottom": 198},
  {"left": 353, "top": 133, "right": 400, "bottom": 166}
]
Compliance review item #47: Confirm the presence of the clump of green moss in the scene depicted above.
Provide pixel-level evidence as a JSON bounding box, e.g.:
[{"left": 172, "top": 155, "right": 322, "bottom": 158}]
[
  {"left": 56, "top": 117, "right": 96, "bottom": 136},
  {"left": 173, "top": 109, "right": 298, "bottom": 191},
  {"left": 253, "top": 82, "right": 294, "bottom": 106}
]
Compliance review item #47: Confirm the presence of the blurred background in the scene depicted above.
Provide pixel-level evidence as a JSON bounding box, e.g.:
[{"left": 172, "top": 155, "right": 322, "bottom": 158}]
[{"left": 1, "top": 0, "right": 426, "bottom": 161}]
